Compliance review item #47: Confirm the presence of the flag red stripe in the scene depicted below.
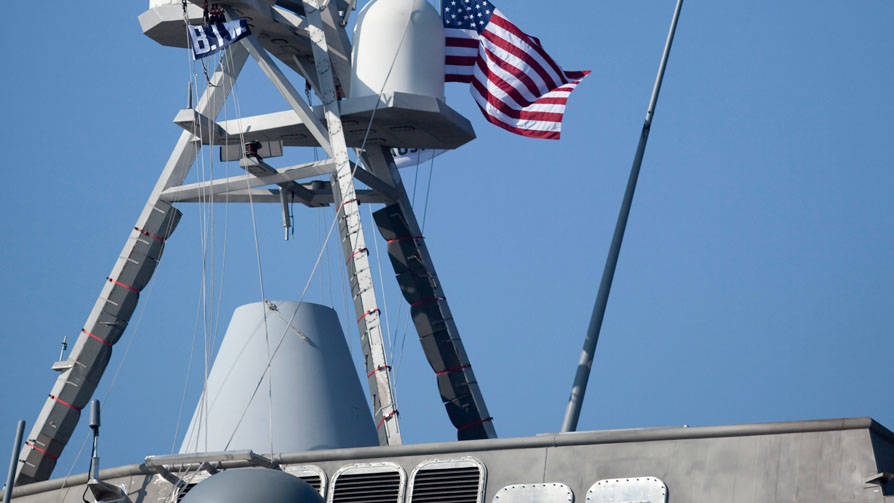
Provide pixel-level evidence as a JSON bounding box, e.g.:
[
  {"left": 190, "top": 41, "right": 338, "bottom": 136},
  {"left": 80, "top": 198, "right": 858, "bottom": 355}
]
[
  {"left": 472, "top": 78, "right": 566, "bottom": 123},
  {"left": 442, "top": 4, "right": 589, "bottom": 140},
  {"left": 475, "top": 103, "right": 562, "bottom": 139},
  {"left": 533, "top": 96, "right": 569, "bottom": 105},
  {"left": 480, "top": 45, "right": 545, "bottom": 103},
  {"left": 445, "top": 37, "right": 479, "bottom": 48},
  {"left": 488, "top": 13, "right": 567, "bottom": 85},
  {"left": 446, "top": 55, "right": 477, "bottom": 66},
  {"left": 482, "top": 27, "right": 562, "bottom": 93},
  {"left": 474, "top": 52, "right": 539, "bottom": 112}
]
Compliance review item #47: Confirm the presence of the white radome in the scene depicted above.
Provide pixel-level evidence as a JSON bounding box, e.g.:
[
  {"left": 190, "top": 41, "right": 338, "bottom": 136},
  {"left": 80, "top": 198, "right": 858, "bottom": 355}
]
[{"left": 350, "top": 0, "right": 445, "bottom": 100}]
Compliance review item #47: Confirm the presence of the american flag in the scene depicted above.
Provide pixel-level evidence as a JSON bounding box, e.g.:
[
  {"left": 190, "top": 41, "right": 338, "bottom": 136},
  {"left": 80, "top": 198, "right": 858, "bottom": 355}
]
[{"left": 443, "top": 0, "right": 590, "bottom": 139}]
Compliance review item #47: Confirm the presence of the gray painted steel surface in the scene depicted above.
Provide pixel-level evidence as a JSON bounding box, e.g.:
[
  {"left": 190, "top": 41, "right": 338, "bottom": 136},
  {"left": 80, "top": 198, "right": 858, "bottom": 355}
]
[
  {"left": 181, "top": 467, "right": 322, "bottom": 503},
  {"left": 179, "top": 302, "right": 377, "bottom": 454},
  {"left": 297, "top": 0, "right": 403, "bottom": 444},
  {"left": 11, "top": 418, "right": 894, "bottom": 502},
  {"left": 2, "top": 420, "right": 24, "bottom": 503}
]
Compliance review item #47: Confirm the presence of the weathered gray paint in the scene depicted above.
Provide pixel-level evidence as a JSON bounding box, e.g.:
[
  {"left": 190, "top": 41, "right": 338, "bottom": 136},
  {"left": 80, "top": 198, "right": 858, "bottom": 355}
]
[{"left": 11, "top": 418, "right": 894, "bottom": 503}]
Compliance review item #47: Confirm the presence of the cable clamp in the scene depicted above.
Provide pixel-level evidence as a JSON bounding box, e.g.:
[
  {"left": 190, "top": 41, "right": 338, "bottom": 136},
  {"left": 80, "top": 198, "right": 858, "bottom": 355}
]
[
  {"left": 376, "top": 410, "right": 399, "bottom": 429},
  {"left": 346, "top": 247, "right": 368, "bottom": 264},
  {"left": 357, "top": 308, "right": 380, "bottom": 323},
  {"left": 367, "top": 365, "right": 391, "bottom": 378}
]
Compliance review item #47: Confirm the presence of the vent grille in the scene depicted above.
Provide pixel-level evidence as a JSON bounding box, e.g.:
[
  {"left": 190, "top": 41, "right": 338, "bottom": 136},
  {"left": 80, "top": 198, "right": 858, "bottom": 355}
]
[
  {"left": 332, "top": 471, "right": 401, "bottom": 503},
  {"left": 411, "top": 466, "right": 481, "bottom": 503},
  {"left": 299, "top": 475, "right": 322, "bottom": 493}
]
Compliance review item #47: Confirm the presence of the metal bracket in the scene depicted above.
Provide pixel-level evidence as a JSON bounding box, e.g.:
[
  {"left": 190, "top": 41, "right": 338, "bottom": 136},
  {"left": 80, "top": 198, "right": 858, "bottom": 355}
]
[
  {"left": 866, "top": 472, "right": 893, "bottom": 485},
  {"left": 87, "top": 479, "right": 130, "bottom": 503}
]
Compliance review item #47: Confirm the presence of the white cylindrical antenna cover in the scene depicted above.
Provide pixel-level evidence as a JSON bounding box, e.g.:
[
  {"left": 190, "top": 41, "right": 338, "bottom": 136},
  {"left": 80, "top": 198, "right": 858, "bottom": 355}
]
[
  {"left": 350, "top": 0, "right": 445, "bottom": 99},
  {"left": 180, "top": 302, "right": 378, "bottom": 454}
]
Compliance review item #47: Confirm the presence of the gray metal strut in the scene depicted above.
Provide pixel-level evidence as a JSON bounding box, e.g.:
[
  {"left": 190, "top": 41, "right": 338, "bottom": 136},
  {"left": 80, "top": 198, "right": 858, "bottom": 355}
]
[
  {"left": 15, "top": 46, "right": 248, "bottom": 485},
  {"left": 363, "top": 147, "right": 496, "bottom": 440}
]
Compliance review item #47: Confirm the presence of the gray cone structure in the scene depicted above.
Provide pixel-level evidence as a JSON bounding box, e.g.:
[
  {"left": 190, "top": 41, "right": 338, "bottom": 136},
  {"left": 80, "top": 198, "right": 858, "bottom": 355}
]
[{"left": 180, "top": 302, "right": 378, "bottom": 453}]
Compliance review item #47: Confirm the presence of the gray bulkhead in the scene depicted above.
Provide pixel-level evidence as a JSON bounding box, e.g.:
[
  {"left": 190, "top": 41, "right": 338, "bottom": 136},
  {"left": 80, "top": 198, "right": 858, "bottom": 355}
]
[{"left": 10, "top": 418, "right": 894, "bottom": 502}]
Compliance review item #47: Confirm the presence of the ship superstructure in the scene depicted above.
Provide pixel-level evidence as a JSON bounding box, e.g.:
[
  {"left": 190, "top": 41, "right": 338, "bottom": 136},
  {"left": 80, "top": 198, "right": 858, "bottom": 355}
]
[{"left": 2, "top": 0, "right": 893, "bottom": 502}]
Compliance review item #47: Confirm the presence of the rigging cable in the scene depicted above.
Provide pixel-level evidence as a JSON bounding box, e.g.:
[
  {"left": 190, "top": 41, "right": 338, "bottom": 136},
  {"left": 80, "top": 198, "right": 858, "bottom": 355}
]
[
  {"left": 367, "top": 204, "right": 393, "bottom": 357},
  {"left": 225, "top": 44, "right": 276, "bottom": 455},
  {"left": 221, "top": 9, "right": 418, "bottom": 447},
  {"left": 392, "top": 156, "right": 436, "bottom": 382}
]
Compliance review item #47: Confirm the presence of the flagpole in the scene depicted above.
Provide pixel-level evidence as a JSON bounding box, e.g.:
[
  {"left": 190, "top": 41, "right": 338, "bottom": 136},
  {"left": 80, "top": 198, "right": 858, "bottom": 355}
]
[{"left": 561, "top": 0, "right": 684, "bottom": 433}]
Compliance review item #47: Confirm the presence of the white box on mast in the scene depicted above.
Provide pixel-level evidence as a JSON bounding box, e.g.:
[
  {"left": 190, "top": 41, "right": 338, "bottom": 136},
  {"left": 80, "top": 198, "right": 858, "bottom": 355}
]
[{"left": 350, "top": 0, "right": 445, "bottom": 100}]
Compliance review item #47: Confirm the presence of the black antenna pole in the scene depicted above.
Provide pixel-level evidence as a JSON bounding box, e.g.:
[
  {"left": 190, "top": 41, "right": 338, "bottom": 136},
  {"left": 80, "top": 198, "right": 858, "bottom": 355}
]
[{"left": 562, "top": 0, "right": 685, "bottom": 433}]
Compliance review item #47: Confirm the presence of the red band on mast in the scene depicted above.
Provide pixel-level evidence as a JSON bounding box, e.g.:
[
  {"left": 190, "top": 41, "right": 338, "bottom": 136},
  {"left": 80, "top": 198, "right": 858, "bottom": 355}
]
[
  {"left": 367, "top": 365, "right": 391, "bottom": 378},
  {"left": 82, "top": 328, "right": 113, "bottom": 347},
  {"left": 436, "top": 364, "right": 470, "bottom": 376},
  {"left": 107, "top": 277, "right": 140, "bottom": 293},
  {"left": 26, "top": 442, "right": 58, "bottom": 460},
  {"left": 49, "top": 395, "right": 82, "bottom": 412},
  {"left": 336, "top": 198, "right": 358, "bottom": 213},
  {"left": 134, "top": 226, "right": 165, "bottom": 243},
  {"left": 357, "top": 308, "right": 379, "bottom": 323},
  {"left": 376, "top": 410, "right": 398, "bottom": 429},
  {"left": 458, "top": 417, "right": 493, "bottom": 431},
  {"left": 386, "top": 235, "right": 424, "bottom": 243},
  {"left": 346, "top": 247, "right": 368, "bottom": 264},
  {"left": 410, "top": 297, "right": 441, "bottom": 307}
]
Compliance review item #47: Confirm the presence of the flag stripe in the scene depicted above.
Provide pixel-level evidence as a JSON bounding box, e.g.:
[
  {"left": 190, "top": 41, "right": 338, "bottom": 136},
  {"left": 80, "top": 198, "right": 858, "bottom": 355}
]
[
  {"left": 474, "top": 102, "right": 562, "bottom": 139},
  {"left": 487, "top": 13, "right": 567, "bottom": 83},
  {"left": 447, "top": 55, "right": 478, "bottom": 66},
  {"left": 442, "top": 0, "right": 588, "bottom": 140},
  {"left": 472, "top": 78, "right": 565, "bottom": 122},
  {"left": 445, "top": 37, "right": 479, "bottom": 48},
  {"left": 482, "top": 20, "right": 564, "bottom": 92},
  {"left": 479, "top": 45, "right": 544, "bottom": 105},
  {"left": 480, "top": 31, "right": 558, "bottom": 99}
]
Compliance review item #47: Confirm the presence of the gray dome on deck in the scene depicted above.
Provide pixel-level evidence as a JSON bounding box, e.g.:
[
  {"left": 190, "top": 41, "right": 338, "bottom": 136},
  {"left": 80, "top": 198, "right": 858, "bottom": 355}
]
[{"left": 181, "top": 467, "right": 322, "bottom": 503}]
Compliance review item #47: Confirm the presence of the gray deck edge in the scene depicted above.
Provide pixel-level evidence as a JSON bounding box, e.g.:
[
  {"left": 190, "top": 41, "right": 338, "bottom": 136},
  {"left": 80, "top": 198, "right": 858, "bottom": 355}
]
[{"left": 12, "top": 416, "right": 879, "bottom": 497}]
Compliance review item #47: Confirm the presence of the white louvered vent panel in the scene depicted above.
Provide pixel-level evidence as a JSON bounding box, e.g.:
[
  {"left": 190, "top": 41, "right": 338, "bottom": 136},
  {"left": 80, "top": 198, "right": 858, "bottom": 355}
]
[
  {"left": 332, "top": 471, "right": 402, "bottom": 503},
  {"left": 411, "top": 466, "right": 482, "bottom": 503}
]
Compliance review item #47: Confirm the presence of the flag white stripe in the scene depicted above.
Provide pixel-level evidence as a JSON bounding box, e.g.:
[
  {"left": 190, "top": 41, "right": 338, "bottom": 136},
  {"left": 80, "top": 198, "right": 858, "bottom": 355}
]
[
  {"left": 472, "top": 88, "right": 563, "bottom": 133},
  {"left": 446, "top": 46, "right": 478, "bottom": 57},
  {"left": 444, "top": 27, "right": 479, "bottom": 39},
  {"left": 472, "top": 63, "right": 527, "bottom": 112},
  {"left": 446, "top": 65, "right": 474, "bottom": 77},
  {"left": 483, "top": 13, "right": 565, "bottom": 88},
  {"left": 471, "top": 72, "right": 565, "bottom": 129},
  {"left": 443, "top": 3, "right": 588, "bottom": 139},
  {"left": 478, "top": 37, "right": 554, "bottom": 102},
  {"left": 523, "top": 102, "right": 570, "bottom": 113},
  {"left": 473, "top": 55, "right": 579, "bottom": 116}
]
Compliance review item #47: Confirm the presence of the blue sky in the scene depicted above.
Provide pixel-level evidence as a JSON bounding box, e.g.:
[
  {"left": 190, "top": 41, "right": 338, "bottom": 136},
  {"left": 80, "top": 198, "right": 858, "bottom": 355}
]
[{"left": 1, "top": 0, "right": 892, "bottom": 480}]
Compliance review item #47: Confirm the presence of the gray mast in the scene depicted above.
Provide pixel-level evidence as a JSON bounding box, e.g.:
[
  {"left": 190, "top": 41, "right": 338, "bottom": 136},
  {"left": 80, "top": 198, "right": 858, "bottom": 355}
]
[
  {"left": 19, "top": 0, "right": 492, "bottom": 482},
  {"left": 562, "top": 0, "right": 684, "bottom": 433}
]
